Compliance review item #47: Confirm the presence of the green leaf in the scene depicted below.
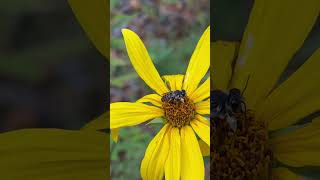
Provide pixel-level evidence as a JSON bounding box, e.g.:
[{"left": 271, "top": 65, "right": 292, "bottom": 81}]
[
  {"left": 146, "top": 118, "right": 164, "bottom": 125},
  {"left": 111, "top": 72, "right": 138, "bottom": 87}
]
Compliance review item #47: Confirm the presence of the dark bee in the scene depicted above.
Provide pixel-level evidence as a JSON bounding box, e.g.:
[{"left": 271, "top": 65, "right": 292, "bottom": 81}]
[
  {"left": 211, "top": 76, "right": 250, "bottom": 131},
  {"left": 161, "top": 90, "right": 186, "bottom": 103},
  {"left": 211, "top": 88, "right": 246, "bottom": 131},
  {"left": 225, "top": 88, "right": 246, "bottom": 115}
]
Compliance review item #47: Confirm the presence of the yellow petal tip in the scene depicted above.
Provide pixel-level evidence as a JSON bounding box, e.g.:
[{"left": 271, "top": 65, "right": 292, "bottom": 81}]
[{"left": 121, "top": 28, "right": 135, "bottom": 37}]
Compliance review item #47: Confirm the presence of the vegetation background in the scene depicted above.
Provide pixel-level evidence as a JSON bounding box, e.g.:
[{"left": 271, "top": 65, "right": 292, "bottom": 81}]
[
  {"left": 0, "top": 1, "right": 107, "bottom": 132},
  {"left": 110, "top": 0, "right": 209, "bottom": 179}
]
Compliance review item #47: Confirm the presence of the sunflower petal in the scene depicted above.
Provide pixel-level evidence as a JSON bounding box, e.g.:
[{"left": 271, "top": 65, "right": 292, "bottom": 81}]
[
  {"left": 198, "top": 139, "right": 210, "bottom": 157},
  {"left": 230, "top": 0, "right": 320, "bottom": 108},
  {"left": 141, "top": 124, "right": 170, "bottom": 180},
  {"left": 137, "top": 94, "right": 162, "bottom": 107},
  {"left": 122, "top": 29, "right": 169, "bottom": 95},
  {"left": 256, "top": 49, "right": 320, "bottom": 130},
  {"left": 183, "top": 27, "right": 210, "bottom": 95},
  {"left": 271, "top": 168, "right": 301, "bottom": 180},
  {"left": 180, "top": 126, "right": 204, "bottom": 179},
  {"left": 81, "top": 112, "right": 108, "bottom": 130},
  {"left": 269, "top": 96, "right": 320, "bottom": 131},
  {"left": 212, "top": 41, "right": 238, "bottom": 91},
  {"left": 271, "top": 118, "right": 320, "bottom": 167},
  {"left": 0, "top": 129, "right": 108, "bottom": 179},
  {"left": 68, "top": 0, "right": 109, "bottom": 59},
  {"left": 165, "top": 128, "right": 181, "bottom": 180},
  {"left": 189, "top": 77, "right": 210, "bottom": 103},
  {"left": 191, "top": 115, "right": 210, "bottom": 146},
  {"left": 195, "top": 100, "right": 210, "bottom": 115},
  {"left": 111, "top": 129, "right": 119, "bottom": 142},
  {"left": 162, "top": 74, "right": 184, "bottom": 91},
  {"left": 110, "top": 102, "right": 163, "bottom": 129}
]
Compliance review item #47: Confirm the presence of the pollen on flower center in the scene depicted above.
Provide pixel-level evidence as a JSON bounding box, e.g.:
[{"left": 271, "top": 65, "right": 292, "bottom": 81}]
[
  {"left": 211, "top": 110, "right": 273, "bottom": 179},
  {"left": 161, "top": 90, "right": 195, "bottom": 128}
]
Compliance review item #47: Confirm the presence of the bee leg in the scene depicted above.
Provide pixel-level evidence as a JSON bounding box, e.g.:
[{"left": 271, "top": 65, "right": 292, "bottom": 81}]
[
  {"left": 240, "top": 101, "right": 248, "bottom": 130},
  {"left": 226, "top": 113, "right": 237, "bottom": 132}
]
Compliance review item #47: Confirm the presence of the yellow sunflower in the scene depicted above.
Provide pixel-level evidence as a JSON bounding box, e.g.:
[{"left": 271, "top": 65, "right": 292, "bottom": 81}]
[
  {"left": 111, "top": 27, "right": 210, "bottom": 179},
  {"left": 212, "top": 0, "right": 320, "bottom": 179}
]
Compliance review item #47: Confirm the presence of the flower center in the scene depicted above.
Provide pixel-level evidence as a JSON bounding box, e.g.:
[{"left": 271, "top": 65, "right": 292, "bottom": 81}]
[
  {"left": 161, "top": 90, "right": 195, "bottom": 128},
  {"left": 211, "top": 111, "right": 273, "bottom": 179}
]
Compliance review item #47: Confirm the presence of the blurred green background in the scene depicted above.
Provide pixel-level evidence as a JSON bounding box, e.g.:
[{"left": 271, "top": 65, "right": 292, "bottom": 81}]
[
  {"left": 110, "top": 0, "right": 209, "bottom": 179},
  {"left": 0, "top": 1, "right": 107, "bottom": 131}
]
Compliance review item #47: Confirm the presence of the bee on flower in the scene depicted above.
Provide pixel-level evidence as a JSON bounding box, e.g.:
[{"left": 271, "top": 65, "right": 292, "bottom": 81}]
[
  {"left": 111, "top": 27, "right": 210, "bottom": 180},
  {"left": 211, "top": 0, "right": 320, "bottom": 179}
]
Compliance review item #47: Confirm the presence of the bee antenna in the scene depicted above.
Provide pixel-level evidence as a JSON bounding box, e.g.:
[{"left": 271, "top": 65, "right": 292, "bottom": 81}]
[{"left": 241, "top": 74, "right": 251, "bottom": 96}]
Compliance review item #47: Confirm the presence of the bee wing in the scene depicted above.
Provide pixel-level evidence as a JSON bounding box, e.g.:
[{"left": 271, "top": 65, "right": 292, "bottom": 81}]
[
  {"left": 226, "top": 114, "right": 237, "bottom": 131},
  {"left": 216, "top": 105, "right": 222, "bottom": 112},
  {"left": 224, "top": 102, "right": 232, "bottom": 112},
  {"left": 240, "top": 102, "right": 246, "bottom": 113}
]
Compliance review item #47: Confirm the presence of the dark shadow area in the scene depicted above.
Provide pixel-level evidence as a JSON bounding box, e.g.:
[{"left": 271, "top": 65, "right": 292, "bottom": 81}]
[{"left": 0, "top": 1, "right": 107, "bottom": 132}]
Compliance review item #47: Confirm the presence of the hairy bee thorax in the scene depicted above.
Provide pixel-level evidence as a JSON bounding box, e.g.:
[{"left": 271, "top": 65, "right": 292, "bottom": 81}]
[
  {"left": 211, "top": 111, "right": 273, "bottom": 179},
  {"left": 161, "top": 90, "right": 195, "bottom": 128}
]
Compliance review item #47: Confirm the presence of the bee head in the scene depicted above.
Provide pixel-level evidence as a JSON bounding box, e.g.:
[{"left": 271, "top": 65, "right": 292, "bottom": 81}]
[
  {"left": 229, "top": 88, "right": 241, "bottom": 96},
  {"left": 180, "top": 90, "right": 186, "bottom": 97},
  {"left": 227, "top": 89, "right": 246, "bottom": 114}
]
